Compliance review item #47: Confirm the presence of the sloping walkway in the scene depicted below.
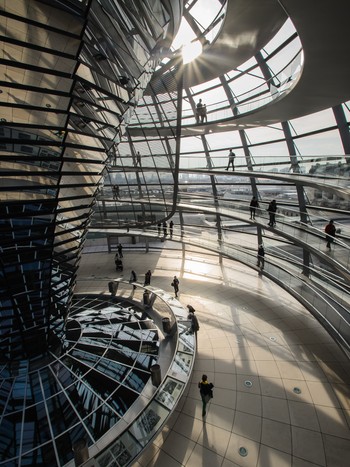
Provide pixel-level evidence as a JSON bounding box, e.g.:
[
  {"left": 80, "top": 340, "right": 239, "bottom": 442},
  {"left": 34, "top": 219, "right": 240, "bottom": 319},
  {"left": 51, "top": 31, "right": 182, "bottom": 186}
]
[{"left": 133, "top": 0, "right": 350, "bottom": 136}]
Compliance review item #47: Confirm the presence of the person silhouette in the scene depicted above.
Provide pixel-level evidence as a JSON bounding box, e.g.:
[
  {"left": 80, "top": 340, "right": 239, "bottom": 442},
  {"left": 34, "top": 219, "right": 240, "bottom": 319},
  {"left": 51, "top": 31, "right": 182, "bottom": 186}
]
[
  {"left": 267, "top": 199, "right": 277, "bottom": 226},
  {"left": 196, "top": 99, "right": 203, "bottom": 123},
  {"left": 130, "top": 270, "right": 137, "bottom": 290},
  {"left": 257, "top": 244, "right": 265, "bottom": 269},
  {"left": 187, "top": 305, "right": 199, "bottom": 339},
  {"left": 135, "top": 151, "right": 141, "bottom": 166},
  {"left": 196, "top": 99, "right": 207, "bottom": 123},
  {"left": 144, "top": 270, "right": 152, "bottom": 286},
  {"left": 172, "top": 276, "right": 179, "bottom": 297},
  {"left": 117, "top": 243, "right": 123, "bottom": 258},
  {"left": 250, "top": 196, "right": 259, "bottom": 219},
  {"left": 112, "top": 185, "right": 119, "bottom": 199},
  {"left": 325, "top": 219, "right": 336, "bottom": 249}
]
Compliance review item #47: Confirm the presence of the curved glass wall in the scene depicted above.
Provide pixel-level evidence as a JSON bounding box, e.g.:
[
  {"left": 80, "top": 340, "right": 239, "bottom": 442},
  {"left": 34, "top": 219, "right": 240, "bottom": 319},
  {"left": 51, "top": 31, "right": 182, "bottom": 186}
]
[{"left": 0, "top": 0, "right": 174, "bottom": 357}]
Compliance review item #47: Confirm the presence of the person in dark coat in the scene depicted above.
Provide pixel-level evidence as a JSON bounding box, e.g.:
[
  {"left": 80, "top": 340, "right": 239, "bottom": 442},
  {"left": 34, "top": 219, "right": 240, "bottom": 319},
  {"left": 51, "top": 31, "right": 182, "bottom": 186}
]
[
  {"left": 267, "top": 199, "right": 277, "bottom": 226},
  {"left": 130, "top": 270, "right": 137, "bottom": 290},
  {"left": 117, "top": 243, "right": 123, "bottom": 258},
  {"left": 257, "top": 244, "right": 265, "bottom": 269},
  {"left": 115, "top": 257, "right": 123, "bottom": 271},
  {"left": 198, "top": 374, "right": 214, "bottom": 417},
  {"left": 112, "top": 185, "right": 119, "bottom": 199},
  {"left": 187, "top": 305, "right": 199, "bottom": 339},
  {"left": 325, "top": 219, "right": 336, "bottom": 249},
  {"left": 144, "top": 270, "right": 152, "bottom": 286},
  {"left": 249, "top": 196, "right": 259, "bottom": 220},
  {"left": 169, "top": 220, "right": 174, "bottom": 237},
  {"left": 172, "top": 276, "right": 179, "bottom": 297}
]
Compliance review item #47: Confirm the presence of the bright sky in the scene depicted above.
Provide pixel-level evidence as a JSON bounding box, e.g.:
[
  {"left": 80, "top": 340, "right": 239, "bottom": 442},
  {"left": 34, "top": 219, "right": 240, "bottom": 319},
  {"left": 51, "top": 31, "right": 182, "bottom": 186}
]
[{"left": 171, "top": 0, "right": 224, "bottom": 62}]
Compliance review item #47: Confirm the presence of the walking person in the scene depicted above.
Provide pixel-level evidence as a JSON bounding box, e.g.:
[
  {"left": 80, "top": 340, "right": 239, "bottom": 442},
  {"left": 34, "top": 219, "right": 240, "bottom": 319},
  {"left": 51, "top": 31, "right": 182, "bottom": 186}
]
[
  {"left": 144, "top": 269, "right": 152, "bottom": 286},
  {"left": 117, "top": 243, "right": 123, "bottom": 258},
  {"left": 129, "top": 270, "right": 137, "bottom": 290},
  {"left": 325, "top": 219, "right": 336, "bottom": 249},
  {"left": 257, "top": 244, "right": 265, "bottom": 270},
  {"left": 267, "top": 199, "right": 277, "bottom": 226},
  {"left": 171, "top": 275, "right": 179, "bottom": 297},
  {"left": 163, "top": 221, "right": 167, "bottom": 237},
  {"left": 187, "top": 305, "right": 199, "bottom": 339},
  {"left": 249, "top": 196, "right": 259, "bottom": 219},
  {"left": 169, "top": 220, "right": 174, "bottom": 237},
  {"left": 198, "top": 374, "right": 214, "bottom": 417},
  {"left": 225, "top": 149, "right": 235, "bottom": 171},
  {"left": 157, "top": 223, "right": 161, "bottom": 235}
]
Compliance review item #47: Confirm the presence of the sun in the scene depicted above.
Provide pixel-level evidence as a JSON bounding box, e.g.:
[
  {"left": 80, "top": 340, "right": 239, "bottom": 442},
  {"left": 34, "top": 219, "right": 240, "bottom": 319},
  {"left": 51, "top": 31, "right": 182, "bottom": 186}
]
[{"left": 181, "top": 40, "right": 203, "bottom": 64}]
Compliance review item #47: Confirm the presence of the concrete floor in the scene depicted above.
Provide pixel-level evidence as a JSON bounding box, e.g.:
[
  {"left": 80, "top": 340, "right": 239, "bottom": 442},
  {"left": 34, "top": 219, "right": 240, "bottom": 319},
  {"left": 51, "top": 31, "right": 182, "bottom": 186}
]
[{"left": 76, "top": 242, "right": 350, "bottom": 467}]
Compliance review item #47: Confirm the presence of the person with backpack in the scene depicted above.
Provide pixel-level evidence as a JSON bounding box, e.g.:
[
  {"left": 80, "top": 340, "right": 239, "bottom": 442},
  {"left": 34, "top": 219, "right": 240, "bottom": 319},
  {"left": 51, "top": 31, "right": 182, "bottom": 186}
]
[{"left": 198, "top": 374, "right": 214, "bottom": 417}]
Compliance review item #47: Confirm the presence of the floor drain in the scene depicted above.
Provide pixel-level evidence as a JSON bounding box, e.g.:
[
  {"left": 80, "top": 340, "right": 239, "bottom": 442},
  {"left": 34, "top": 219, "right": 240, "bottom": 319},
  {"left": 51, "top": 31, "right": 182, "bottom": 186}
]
[
  {"left": 239, "top": 447, "right": 248, "bottom": 457},
  {"left": 244, "top": 380, "right": 253, "bottom": 388},
  {"left": 293, "top": 387, "right": 301, "bottom": 394}
]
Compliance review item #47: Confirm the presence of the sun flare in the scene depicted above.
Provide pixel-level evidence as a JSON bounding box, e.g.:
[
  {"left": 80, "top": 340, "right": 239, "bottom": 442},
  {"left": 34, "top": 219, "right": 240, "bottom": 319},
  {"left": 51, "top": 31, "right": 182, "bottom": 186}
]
[{"left": 182, "top": 40, "right": 203, "bottom": 64}]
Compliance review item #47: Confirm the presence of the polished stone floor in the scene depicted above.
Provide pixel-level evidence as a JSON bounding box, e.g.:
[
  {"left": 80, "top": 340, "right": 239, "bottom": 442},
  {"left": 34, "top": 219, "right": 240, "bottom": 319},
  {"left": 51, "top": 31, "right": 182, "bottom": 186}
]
[{"left": 76, "top": 242, "right": 350, "bottom": 467}]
